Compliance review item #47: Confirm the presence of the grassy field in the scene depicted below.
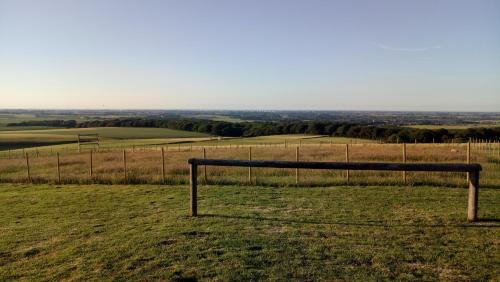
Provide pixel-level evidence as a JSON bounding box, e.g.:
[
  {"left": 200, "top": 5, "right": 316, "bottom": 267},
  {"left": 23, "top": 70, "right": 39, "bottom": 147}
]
[
  {"left": 0, "top": 184, "right": 498, "bottom": 280},
  {"left": 0, "top": 127, "right": 211, "bottom": 150},
  {"left": 1, "top": 142, "right": 498, "bottom": 188},
  {"left": 405, "top": 124, "right": 500, "bottom": 130}
]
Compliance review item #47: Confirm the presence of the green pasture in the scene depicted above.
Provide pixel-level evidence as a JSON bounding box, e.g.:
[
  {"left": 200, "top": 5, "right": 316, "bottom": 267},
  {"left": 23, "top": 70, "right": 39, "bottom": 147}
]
[
  {"left": 405, "top": 123, "right": 500, "bottom": 130},
  {"left": 0, "top": 127, "right": 211, "bottom": 150},
  {"left": 0, "top": 184, "right": 498, "bottom": 280}
]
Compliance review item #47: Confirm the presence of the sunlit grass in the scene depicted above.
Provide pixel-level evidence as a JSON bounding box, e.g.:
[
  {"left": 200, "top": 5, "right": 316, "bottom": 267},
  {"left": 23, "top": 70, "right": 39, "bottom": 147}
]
[{"left": 0, "top": 184, "right": 498, "bottom": 280}]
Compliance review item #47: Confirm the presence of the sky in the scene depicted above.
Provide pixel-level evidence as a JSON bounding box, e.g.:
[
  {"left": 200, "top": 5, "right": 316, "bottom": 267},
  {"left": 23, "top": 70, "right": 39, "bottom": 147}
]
[{"left": 0, "top": 0, "right": 499, "bottom": 111}]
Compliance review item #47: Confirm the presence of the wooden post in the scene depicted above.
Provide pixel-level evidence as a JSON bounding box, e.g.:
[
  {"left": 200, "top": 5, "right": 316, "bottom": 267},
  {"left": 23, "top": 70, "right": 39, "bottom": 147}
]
[
  {"left": 468, "top": 171, "right": 479, "bottom": 222},
  {"left": 161, "top": 147, "right": 166, "bottom": 183},
  {"left": 248, "top": 147, "right": 252, "bottom": 183},
  {"left": 89, "top": 150, "right": 93, "bottom": 179},
  {"left": 25, "top": 152, "right": 31, "bottom": 183},
  {"left": 190, "top": 163, "right": 198, "bottom": 216},
  {"left": 77, "top": 135, "right": 81, "bottom": 153},
  {"left": 203, "top": 147, "right": 207, "bottom": 183},
  {"left": 56, "top": 152, "right": 61, "bottom": 184},
  {"left": 295, "top": 146, "right": 299, "bottom": 184},
  {"left": 123, "top": 150, "right": 127, "bottom": 183},
  {"left": 467, "top": 142, "right": 471, "bottom": 183},
  {"left": 402, "top": 143, "right": 407, "bottom": 183},
  {"left": 345, "top": 144, "right": 349, "bottom": 182}
]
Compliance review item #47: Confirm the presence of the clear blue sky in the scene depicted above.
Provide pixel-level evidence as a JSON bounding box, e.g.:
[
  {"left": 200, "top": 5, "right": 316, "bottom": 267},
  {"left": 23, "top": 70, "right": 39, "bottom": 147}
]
[{"left": 1, "top": 0, "right": 499, "bottom": 111}]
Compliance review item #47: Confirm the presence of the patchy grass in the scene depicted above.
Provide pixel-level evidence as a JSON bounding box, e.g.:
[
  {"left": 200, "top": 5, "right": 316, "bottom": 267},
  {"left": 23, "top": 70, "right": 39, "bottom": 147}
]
[{"left": 0, "top": 184, "right": 498, "bottom": 280}]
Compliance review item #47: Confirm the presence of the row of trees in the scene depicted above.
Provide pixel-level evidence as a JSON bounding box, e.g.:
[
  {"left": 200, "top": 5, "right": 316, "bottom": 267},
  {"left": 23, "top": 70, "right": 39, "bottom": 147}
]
[{"left": 9, "top": 118, "right": 500, "bottom": 143}]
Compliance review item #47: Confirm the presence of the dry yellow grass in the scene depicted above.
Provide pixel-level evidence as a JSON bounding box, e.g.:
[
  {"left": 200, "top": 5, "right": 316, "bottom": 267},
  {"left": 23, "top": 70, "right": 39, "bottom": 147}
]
[{"left": 0, "top": 142, "right": 498, "bottom": 188}]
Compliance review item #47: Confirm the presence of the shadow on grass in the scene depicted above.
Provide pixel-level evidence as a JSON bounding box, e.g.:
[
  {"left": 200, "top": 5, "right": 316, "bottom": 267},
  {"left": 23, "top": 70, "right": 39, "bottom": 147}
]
[
  {"left": 198, "top": 213, "right": 500, "bottom": 228},
  {"left": 477, "top": 218, "right": 500, "bottom": 223}
]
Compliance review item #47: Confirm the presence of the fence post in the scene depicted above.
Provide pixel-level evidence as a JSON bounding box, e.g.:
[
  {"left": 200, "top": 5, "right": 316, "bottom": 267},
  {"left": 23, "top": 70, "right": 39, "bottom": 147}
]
[
  {"left": 161, "top": 147, "right": 166, "bottom": 183},
  {"left": 56, "top": 152, "right": 61, "bottom": 184},
  {"left": 77, "top": 135, "right": 81, "bottom": 153},
  {"left": 123, "top": 150, "right": 127, "bottom": 183},
  {"left": 467, "top": 171, "right": 479, "bottom": 222},
  {"left": 295, "top": 146, "right": 299, "bottom": 184},
  {"left": 248, "top": 147, "right": 252, "bottom": 183},
  {"left": 25, "top": 152, "right": 31, "bottom": 183},
  {"left": 467, "top": 142, "right": 471, "bottom": 183},
  {"left": 345, "top": 144, "right": 349, "bottom": 183},
  {"left": 402, "top": 143, "right": 407, "bottom": 183},
  {"left": 190, "top": 162, "right": 198, "bottom": 216},
  {"left": 203, "top": 147, "right": 207, "bottom": 183},
  {"left": 89, "top": 150, "right": 93, "bottom": 180}
]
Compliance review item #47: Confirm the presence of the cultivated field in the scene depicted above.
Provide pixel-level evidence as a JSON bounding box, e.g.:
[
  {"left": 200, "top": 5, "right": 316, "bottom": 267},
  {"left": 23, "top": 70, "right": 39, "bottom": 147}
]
[{"left": 0, "top": 184, "right": 498, "bottom": 280}]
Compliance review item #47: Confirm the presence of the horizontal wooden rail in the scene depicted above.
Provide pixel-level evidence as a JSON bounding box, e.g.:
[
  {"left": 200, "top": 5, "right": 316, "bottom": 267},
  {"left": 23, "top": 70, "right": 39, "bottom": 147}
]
[
  {"left": 188, "top": 159, "right": 481, "bottom": 173},
  {"left": 188, "top": 158, "right": 481, "bottom": 222}
]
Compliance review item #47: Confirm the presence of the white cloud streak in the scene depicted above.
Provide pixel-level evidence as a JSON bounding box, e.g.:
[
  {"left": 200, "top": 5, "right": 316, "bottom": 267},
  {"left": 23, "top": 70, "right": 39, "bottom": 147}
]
[{"left": 373, "top": 42, "right": 441, "bottom": 52}]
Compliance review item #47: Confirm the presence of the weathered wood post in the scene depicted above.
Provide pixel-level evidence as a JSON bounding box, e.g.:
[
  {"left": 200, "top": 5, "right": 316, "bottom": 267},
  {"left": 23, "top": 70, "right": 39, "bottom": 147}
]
[
  {"left": 402, "top": 143, "right": 407, "bottom": 183},
  {"left": 161, "top": 147, "right": 166, "bottom": 183},
  {"left": 345, "top": 144, "right": 350, "bottom": 182},
  {"left": 56, "top": 152, "right": 61, "bottom": 184},
  {"left": 190, "top": 162, "right": 198, "bottom": 216},
  {"left": 77, "top": 135, "right": 81, "bottom": 153},
  {"left": 467, "top": 142, "right": 471, "bottom": 183},
  {"left": 248, "top": 147, "right": 252, "bottom": 183},
  {"left": 203, "top": 147, "right": 207, "bottom": 183},
  {"left": 89, "top": 150, "right": 93, "bottom": 180},
  {"left": 295, "top": 146, "right": 299, "bottom": 184},
  {"left": 123, "top": 150, "right": 127, "bottom": 183},
  {"left": 468, "top": 170, "right": 479, "bottom": 222},
  {"left": 25, "top": 152, "right": 31, "bottom": 183}
]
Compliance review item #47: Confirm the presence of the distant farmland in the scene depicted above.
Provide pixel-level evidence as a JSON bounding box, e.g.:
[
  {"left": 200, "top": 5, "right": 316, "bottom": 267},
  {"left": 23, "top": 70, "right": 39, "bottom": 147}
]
[{"left": 0, "top": 127, "right": 211, "bottom": 150}]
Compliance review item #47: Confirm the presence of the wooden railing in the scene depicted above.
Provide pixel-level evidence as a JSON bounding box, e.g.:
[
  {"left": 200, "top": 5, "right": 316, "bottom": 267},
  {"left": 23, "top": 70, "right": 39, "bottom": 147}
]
[{"left": 187, "top": 158, "right": 482, "bottom": 221}]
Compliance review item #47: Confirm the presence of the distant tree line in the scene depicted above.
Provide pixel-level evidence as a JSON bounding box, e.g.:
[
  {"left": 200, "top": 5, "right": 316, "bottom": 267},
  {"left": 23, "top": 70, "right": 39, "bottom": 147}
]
[
  {"left": 8, "top": 118, "right": 499, "bottom": 142},
  {"left": 8, "top": 120, "right": 77, "bottom": 128}
]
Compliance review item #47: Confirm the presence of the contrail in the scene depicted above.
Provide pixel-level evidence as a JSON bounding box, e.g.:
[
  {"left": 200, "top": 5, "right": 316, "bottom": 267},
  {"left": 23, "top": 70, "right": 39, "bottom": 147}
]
[{"left": 373, "top": 42, "right": 441, "bottom": 52}]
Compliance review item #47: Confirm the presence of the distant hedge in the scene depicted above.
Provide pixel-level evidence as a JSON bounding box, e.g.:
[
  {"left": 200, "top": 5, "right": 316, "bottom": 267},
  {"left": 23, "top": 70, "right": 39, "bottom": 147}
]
[{"left": 8, "top": 118, "right": 499, "bottom": 143}]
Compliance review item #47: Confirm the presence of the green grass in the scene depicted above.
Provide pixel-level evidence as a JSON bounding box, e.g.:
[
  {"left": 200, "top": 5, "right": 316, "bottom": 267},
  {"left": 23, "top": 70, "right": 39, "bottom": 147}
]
[
  {"left": 0, "top": 184, "right": 498, "bottom": 280},
  {"left": 405, "top": 124, "right": 500, "bottom": 130},
  {"left": 0, "top": 127, "right": 211, "bottom": 150},
  {"left": 0, "top": 126, "right": 62, "bottom": 131},
  {"left": 0, "top": 127, "right": 210, "bottom": 139},
  {"left": 184, "top": 135, "right": 376, "bottom": 147}
]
